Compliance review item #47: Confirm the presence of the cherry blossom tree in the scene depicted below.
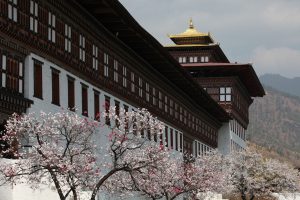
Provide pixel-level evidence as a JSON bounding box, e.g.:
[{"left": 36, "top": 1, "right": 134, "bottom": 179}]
[
  {"left": 228, "top": 146, "right": 300, "bottom": 200},
  {"left": 0, "top": 107, "right": 165, "bottom": 200},
  {"left": 106, "top": 150, "right": 230, "bottom": 200}
]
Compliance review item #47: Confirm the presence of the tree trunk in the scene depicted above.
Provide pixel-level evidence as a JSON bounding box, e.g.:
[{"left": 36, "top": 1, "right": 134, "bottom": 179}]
[
  {"left": 48, "top": 168, "right": 66, "bottom": 200},
  {"left": 241, "top": 191, "right": 247, "bottom": 200},
  {"left": 90, "top": 168, "right": 120, "bottom": 200},
  {"left": 250, "top": 190, "right": 255, "bottom": 200}
]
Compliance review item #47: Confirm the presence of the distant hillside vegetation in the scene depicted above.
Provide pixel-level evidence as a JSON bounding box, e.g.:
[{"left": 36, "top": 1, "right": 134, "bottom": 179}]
[
  {"left": 248, "top": 87, "right": 300, "bottom": 167},
  {"left": 260, "top": 74, "right": 300, "bottom": 97}
]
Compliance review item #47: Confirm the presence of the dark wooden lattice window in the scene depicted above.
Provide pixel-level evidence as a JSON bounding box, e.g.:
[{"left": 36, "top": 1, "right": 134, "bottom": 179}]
[
  {"left": 81, "top": 83, "right": 88, "bottom": 116},
  {"left": 67, "top": 76, "right": 75, "bottom": 111},
  {"left": 51, "top": 67, "right": 60, "bottom": 106},
  {"left": 29, "top": 0, "right": 38, "bottom": 33},
  {"left": 170, "top": 128, "right": 174, "bottom": 149},
  {"left": 105, "top": 95, "right": 110, "bottom": 126},
  {"left": 64, "top": 24, "right": 72, "bottom": 53},
  {"left": 165, "top": 126, "right": 168, "bottom": 147},
  {"left": 175, "top": 130, "right": 178, "bottom": 151},
  {"left": 48, "top": 11, "right": 56, "bottom": 43},
  {"left": 33, "top": 59, "right": 43, "bottom": 99},
  {"left": 8, "top": 0, "right": 18, "bottom": 22},
  {"left": 94, "top": 90, "right": 100, "bottom": 121},
  {"left": 5, "top": 57, "right": 20, "bottom": 93}
]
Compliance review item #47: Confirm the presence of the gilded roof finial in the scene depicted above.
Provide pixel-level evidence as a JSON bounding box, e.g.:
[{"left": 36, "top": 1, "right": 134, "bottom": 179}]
[{"left": 189, "top": 18, "right": 194, "bottom": 29}]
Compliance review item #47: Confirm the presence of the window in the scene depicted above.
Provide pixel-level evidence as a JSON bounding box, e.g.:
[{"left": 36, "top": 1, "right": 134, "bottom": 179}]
[
  {"left": 152, "top": 87, "right": 156, "bottom": 106},
  {"left": 3, "top": 56, "right": 22, "bottom": 93},
  {"left": 138, "top": 77, "right": 142, "bottom": 98},
  {"left": 65, "top": 24, "right": 72, "bottom": 53},
  {"left": 81, "top": 84, "right": 88, "bottom": 116},
  {"left": 179, "top": 133, "right": 183, "bottom": 152},
  {"left": 170, "top": 128, "right": 174, "bottom": 149},
  {"left": 29, "top": 0, "right": 38, "bottom": 33},
  {"left": 158, "top": 91, "right": 162, "bottom": 109},
  {"left": 105, "top": 96, "right": 110, "bottom": 126},
  {"left": 113, "top": 60, "right": 118, "bottom": 82},
  {"left": 104, "top": 53, "right": 109, "bottom": 77},
  {"left": 175, "top": 103, "right": 178, "bottom": 119},
  {"left": 48, "top": 12, "right": 56, "bottom": 43},
  {"left": 67, "top": 76, "right": 75, "bottom": 111},
  {"left": 175, "top": 131, "right": 178, "bottom": 151},
  {"left": 182, "top": 57, "right": 186, "bottom": 63},
  {"left": 170, "top": 99, "right": 174, "bottom": 116},
  {"left": 131, "top": 72, "right": 135, "bottom": 93},
  {"left": 146, "top": 82, "right": 149, "bottom": 102},
  {"left": 165, "top": 126, "right": 168, "bottom": 147},
  {"left": 205, "top": 56, "right": 209, "bottom": 62},
  {"left": 220, "top": 87, "right": 232, "bottom": 102},
  {"left": 179, "top": 107, "right": 183, "bottom": 121},
  {"left": 94, "top": 90, "right": 100, "bottom": 121},
  {"left": 8, "top": 0, "right": 17, "bottom": 22},
  {"left": 91, "top": 44, "right": 98, "bottom": 69},
  {"left": 201, "top": 56, "right": 205, "bottom": 63},
  {"left": 33, "top": 59, "right": 43, "bottom": 99},
  {"left": 189, "top": 56, "right": 198, "bottom": 63},
  {"left": 122, "top": 66, "right": 127, "bottom": 88},
  {"left": 51, "top": 68, "right": 60, "bottom": 106},
  {"left": 115, "top": 100, "right": 120, "bottom": 127},
  {"left": 164, "top": 96, "right": 168, "bottom": 113},
  {"left": 79, "top": 34, "right": 85, "bottom": 62},
  {"left": 194, "top": 56, "right": 198, "bottom": 62},
  {"left": 178, "top": 57, "right": 182, "bottom": 63}
]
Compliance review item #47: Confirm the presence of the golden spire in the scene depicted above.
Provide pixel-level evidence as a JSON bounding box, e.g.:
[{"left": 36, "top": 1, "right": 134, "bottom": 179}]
[{"left": 189, "top": 18, "right": 194, "bottom": 29}]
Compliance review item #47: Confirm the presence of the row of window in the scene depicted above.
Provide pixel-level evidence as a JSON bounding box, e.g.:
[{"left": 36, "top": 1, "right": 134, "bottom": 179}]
[
  {"left": 230, "top": 120, "right": 246, "bottom": 141},
  {"left": 32, "top": 54, "right": 217, "bottom": 143},
  {"left": 0, "top": 54, "right": 23, "bottom": 94},
  {"left": 178, "top": 56, "right": 209, "bottom": 63},
  {"left": 32, "top": 58, "right": 189, "bottom": 152},
  {"left": 4, "top": 0, "right": 217, "bottom": 145}
]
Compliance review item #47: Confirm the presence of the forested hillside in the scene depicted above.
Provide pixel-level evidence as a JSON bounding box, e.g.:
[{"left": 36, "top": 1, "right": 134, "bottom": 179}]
[{"left": 248, "top": 87, "right": 300, "bottom": 167}]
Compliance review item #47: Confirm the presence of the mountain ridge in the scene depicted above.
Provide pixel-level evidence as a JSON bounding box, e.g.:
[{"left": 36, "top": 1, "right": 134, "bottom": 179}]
[{"left": 248, "top": 81, "right": 300, "bottom": 167}]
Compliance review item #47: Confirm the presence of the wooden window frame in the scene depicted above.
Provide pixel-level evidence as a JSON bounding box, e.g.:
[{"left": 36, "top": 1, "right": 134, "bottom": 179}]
[
  {"left": 48, "top": 11, "right": 56, "bottom": 43},
  {"left": 122, "top": 66, "right": 127, "bottom": 88},
  {"left": 67, "top": 75, "right": 75, "bottom": 111},
  {"left": 113, "top": 60, "right": 118, "bottom": 82},
  {"left": 92, "top": 44, "right": 98, "bottom": 70},
  {"left": 81, "top": 83, "right": 88, "bottom": 117},
  {"left": 104, "top": 53, "right": 109, "bottom": 77},
  {"left": 94, "top": 89, "right": 100, "bottom": 121},
  {"left": 51, "top": 67, "right": 60, "bottom": 106},
  {"left": 105, "top": 95, "right": 111, "bottom": 126},
  {"left": 79, "top": 34, "right": 85, "bottom": 62},
  {"left": 220, "top": 87, "right": 232, "bottom": 102},
  {"left": 8, "top": 0, "right": 18, "bottom": 22},
  {"left": 29, "top": 0, "right": 38, "bottom": 33},
  {"left": 64, "top": 24, "right": 72, "bottom": 53},
  {"left": 33, "top": 59, "right": 43, "bottom": 99}
]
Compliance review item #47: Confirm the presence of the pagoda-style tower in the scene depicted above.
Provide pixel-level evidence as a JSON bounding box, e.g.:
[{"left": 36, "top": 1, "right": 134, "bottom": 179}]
[
  {"left": 166, "top": 19, "right": 229, "bottom": 64},
  {"left": 166, "top": 20, "right": 265, "bottom": 154}
]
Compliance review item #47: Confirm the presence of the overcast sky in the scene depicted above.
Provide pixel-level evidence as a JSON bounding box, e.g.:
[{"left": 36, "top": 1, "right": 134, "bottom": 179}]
[{"left": 119, "top": 0, "right": 300, "bottom": 78}]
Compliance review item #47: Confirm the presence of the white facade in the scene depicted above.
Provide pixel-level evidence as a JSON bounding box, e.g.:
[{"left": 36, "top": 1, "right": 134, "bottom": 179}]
[
  {"left": 218, "top": 120, "right": 246, "bottom": 155},
  {"left": 0, "top": 52, "right": 232, "bottom": 200}
]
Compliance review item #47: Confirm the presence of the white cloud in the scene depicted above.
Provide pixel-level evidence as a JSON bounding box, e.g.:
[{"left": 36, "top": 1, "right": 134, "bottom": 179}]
[{"left": 252, "top": 47, "right": 300, "bottom": 78}]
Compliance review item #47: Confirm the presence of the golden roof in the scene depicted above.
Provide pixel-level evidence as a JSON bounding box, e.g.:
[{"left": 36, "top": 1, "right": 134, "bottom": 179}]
[{"left": 168, "top": 18, "right": 210, "bottom": 38}]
